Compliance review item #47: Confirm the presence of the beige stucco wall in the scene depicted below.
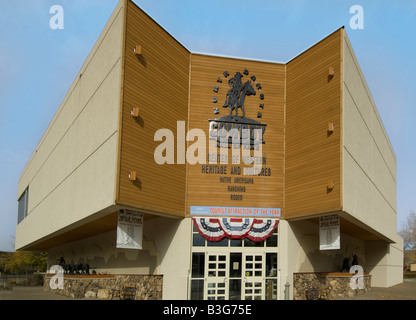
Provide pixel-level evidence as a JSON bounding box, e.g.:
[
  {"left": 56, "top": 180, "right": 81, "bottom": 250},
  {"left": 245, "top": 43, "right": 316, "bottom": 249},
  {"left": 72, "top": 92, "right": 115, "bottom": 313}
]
[
  {"left": 145, "top": 217, "right": 192, "bottom": 300},
  {"left": 342, "top": 31, "right": 402, "bottom": 287},
  {"left": 47, "top": 217, "right": 164, "bottom": 276},
  {"left": 47, "top": 216, "right": 192, "bottom": 300},
  {"left": 277, "top": 220, "right": 298, "bottom": 299},
  {"left": 365, "top": 236, "right": 403, "bottom": 287},
  {"left": 278, "top": 219, "right": 369, "bottom": 299},
  {"left": 342, "top": 32, "right": 397, "bottom": 241},
  {"left": 15, "top": 1, "right": 125, "bottom": 250},
  {"left": 48, "top": 229, "right": 159, "bottom": 275}
]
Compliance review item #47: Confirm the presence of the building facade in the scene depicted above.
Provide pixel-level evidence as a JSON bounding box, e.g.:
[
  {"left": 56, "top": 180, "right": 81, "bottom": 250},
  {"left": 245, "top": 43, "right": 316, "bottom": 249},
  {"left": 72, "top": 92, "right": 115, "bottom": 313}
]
[{"left": 16, "top": 0, "right": 403, "bottom": 300}]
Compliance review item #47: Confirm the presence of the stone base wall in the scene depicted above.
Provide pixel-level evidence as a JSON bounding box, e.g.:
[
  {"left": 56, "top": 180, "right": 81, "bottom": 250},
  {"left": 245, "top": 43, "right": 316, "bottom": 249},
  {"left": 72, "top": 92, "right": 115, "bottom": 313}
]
[
  {"left": 44, "top": 274, "right": 163, "bottom": 300},
  {"left": 293, "top": 272, "right": 371, "bottom": 300}
]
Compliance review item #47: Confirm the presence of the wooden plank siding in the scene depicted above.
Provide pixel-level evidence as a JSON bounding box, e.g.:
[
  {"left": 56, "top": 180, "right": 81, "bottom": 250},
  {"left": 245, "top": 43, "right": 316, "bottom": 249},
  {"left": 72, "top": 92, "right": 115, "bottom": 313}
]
[
  {"left": 116, "top": 1, "right": 190, "bottom": 217},
  {"left": 116, "top": 2, "right": 343, "bottom": 222},
  {"left": 285, "top": 28, "right": 343, "bottom": 219},
  {"left": 185, "top": 54, "right": 285, "bottom": 215}
]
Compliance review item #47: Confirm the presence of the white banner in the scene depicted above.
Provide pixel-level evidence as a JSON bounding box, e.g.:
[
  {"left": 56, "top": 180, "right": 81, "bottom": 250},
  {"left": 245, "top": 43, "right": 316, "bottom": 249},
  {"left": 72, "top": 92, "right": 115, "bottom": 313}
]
[
  {"left": 319, "top": 214, "right": 340, "bottom": 250},
  {"left": 116, "top": 209, "right": 143, "bottom": 249}
]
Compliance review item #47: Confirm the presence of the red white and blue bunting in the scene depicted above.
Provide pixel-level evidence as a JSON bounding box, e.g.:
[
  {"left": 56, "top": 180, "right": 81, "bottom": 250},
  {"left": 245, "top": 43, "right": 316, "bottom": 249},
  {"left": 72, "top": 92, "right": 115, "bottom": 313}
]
[{"left": 193, "top": 217, "right": 278, "bottom": 242}]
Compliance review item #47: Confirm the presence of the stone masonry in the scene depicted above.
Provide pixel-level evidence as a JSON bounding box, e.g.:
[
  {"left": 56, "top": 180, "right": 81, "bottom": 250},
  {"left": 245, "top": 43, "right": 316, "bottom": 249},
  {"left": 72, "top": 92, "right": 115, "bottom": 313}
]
[
  {"left": 293, "top": 272, "right": 371, "bottom": 300},
  {"left": 44, "top": 274, "right": 163, "bottom": 300}
]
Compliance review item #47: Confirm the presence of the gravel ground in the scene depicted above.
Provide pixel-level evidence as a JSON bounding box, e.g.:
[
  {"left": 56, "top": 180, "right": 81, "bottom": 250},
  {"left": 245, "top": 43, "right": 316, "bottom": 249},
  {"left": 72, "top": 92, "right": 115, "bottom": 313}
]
[{"left": 1, "top": 280, "right": 415, "bottom": 300}]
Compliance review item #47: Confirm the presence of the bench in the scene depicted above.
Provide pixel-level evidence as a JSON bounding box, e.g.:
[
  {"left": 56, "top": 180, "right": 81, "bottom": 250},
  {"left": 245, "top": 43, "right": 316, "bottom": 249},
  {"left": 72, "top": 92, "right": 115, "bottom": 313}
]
[{"left": 110, "top": 285, "right": 136, "bottom": 300}]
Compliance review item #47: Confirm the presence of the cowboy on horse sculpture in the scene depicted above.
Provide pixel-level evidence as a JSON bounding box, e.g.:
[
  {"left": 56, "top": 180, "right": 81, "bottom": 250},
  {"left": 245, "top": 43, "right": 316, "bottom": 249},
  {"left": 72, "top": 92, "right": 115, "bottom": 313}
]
[{"left": 223, "top": 72, "right": 256, "bottom": 119}]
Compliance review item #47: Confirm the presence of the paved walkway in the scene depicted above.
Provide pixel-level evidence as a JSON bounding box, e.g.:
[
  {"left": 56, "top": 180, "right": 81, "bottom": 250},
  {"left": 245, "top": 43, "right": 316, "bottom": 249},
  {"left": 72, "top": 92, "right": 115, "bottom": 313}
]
[
  {"left": 1, "top": 280, "right": 415, "bottom": 300},
  {"left": 0, "top": 286, "right": 75, "bottom": 300},
  {"left": 335, "top": 279, "right": 416, "bottom": 300}
]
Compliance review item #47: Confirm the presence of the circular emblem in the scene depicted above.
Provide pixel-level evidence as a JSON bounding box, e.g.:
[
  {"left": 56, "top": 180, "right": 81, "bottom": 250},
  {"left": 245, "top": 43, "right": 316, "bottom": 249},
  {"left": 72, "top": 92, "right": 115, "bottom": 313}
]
[{"left": 212, "top": 69, "right": 265, "bottom": 121}]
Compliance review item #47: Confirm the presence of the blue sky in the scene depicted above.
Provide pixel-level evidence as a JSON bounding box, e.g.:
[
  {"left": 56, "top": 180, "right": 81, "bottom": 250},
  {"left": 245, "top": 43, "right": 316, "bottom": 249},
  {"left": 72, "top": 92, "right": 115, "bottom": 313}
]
[{"left": 0, "top": 0, "right": 415, "bottom": 251}]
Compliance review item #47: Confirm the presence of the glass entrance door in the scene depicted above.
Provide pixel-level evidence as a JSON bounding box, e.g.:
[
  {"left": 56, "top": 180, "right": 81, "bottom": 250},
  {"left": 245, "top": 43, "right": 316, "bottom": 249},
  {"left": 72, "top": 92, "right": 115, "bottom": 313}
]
[
  {"left": 190, "top": 224, "right": 279, "bottom": 300},
  {"left": 242, "top": 253, "right": 264, "bottom": 300},
  {"left": 205, "top": 253, "right": 228, "bottom": 300},
  {"left": 191, "top": 251, "right": 278, "bottom": 300},
  {"left": 229, "top": 253, "right": 242, "bottom": 300}
]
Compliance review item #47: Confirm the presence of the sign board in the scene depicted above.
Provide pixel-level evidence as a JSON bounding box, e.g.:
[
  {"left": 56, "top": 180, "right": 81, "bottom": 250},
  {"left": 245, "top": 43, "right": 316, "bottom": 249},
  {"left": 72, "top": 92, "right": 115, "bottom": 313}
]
[
  {"left": 190, "top": 206, "right": 281, "bottom": 218},
  {"left": 319, "top": 214, "right": 340, "bottom": 250},
  {"left": 116, "top": 209, "right": 143, "bottom": 249}
]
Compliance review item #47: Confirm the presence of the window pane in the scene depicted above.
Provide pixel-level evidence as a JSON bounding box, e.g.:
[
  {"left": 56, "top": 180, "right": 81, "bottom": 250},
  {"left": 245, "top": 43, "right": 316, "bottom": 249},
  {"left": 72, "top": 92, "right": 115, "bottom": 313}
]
[
  {"left": 193, "top": 233, "right": 205, "bottom": 247},
  {"left": 17, "top": 189, "right": 28, "bottom": 224},
  {"left": 229, "top": 253, "right": 242, "bottom": 278},
  {"left": 192, "top": 253, "right": 205, "bottom": 278},
  {"left": 244, "top": 238, "right": 264, "bottom": 247},
  {"left": 266, "top": 279, "right": 277, "bottom": 300},
  {"left": 207, "top": 238, "right": 229, "bottom": 247},
  {"left": 191, "top": 280, "right": 204, "bottom": 300},
  {"left": 230, "top": 239, "right": 242, "bottom": 247},
  {"left": 229, "top": 279, "right": 241, "bottom": 300},
  {"left": 266, "top": 253, "right": 277, "bottom": 277},
  {"left": 266, "top": 234, "right": 278, "bottom": 247},
  {"left": 17, "top": 197, "right": 25, "bottom": 224}
]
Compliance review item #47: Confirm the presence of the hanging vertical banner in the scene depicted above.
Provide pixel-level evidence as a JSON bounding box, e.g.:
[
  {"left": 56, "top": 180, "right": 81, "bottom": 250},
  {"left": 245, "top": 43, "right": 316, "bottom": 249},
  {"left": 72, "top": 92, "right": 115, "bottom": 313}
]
[
  {"left": 116, "top": 209, "right": 143, "bottom": 249},
  {"left": 319, "top": 214, "right": 340, "bottom": 250}
]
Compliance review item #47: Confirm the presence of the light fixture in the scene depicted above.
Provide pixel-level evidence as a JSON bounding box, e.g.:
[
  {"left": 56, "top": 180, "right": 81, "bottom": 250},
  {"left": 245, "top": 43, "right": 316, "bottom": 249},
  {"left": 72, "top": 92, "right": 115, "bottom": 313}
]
[
  {"left": 328, "top": 67, "right": 335, "bottom": 77},
  {"left": 134, "top": 45, "right": 142, "bottom": 56},
  {"left": 129, "top": 171, "right": 137, "bottom": 182},
  {"left": 131, "top": 107, "right": 139, "bottom": 118}
]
